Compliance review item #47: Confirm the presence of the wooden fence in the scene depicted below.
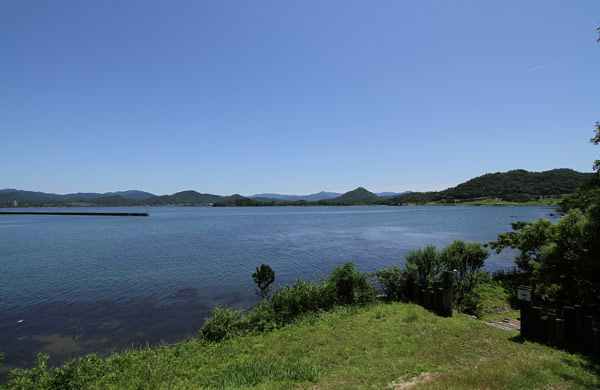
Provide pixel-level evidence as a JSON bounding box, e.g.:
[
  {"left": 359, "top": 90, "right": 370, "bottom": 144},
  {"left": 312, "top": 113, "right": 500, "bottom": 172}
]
[
  {"left": 520, "top": 299, "right": 600, "bottom": 357},
  {"left": 404, "top": 270, "right": 454, "bottom": 317}
]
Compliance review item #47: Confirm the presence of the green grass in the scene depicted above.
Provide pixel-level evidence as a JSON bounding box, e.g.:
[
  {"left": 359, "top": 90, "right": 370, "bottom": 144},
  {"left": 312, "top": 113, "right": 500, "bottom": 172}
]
[{"left": 3, "top": 303, "right": 598, "bottom": 389}]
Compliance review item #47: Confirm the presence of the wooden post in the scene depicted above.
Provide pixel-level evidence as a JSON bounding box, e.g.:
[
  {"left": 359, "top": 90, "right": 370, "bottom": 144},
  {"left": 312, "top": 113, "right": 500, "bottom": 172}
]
[
  {"left": 582, "top": 315, "right": 594, "bottom": 354},
  {"left": 414, "top": 283, "right": 423, "bottom": 305},
  {"left": 432, "top": 282, "right": 440, "bottom": 314},
  {"left": 547, "top": 313, "right": 558, "bottom": 346},
  {"left": 531, "top": 307, "right": 542, "bottom": 342},
  {"left": 519, "top": 300, "right": 532, "bottom": 340},
  {"left": 441, "top": 270, "right": 453, "bottom": 317},
  {"left": 412, "top": 282, "right": 420, "bottom": 304},
  {"left": 517, "top": 286, "right": 533, "bottom": 340},
  {"left": 593, "top": 328, "right": 600, "bottom": 357},
  {"left": 574, "top": 305, "right": 583, "bottom": 353},
  {"left": 436, "top": 287, "right": 444, "bottom": 316},
  {"left": 429, "top": 288, "right": 436, "bottom": 311},
  {"left": 556, "top": 318, "right": 566, "bottom": 349},
  {"left": 406, "top": 278, "right": 414, "bottom": 302},
  {"left": 563, "top": 306, "right": 576, "bottom": 353},
  {"left": 540, "top": 315, "right": 548, "bottom": 344}
]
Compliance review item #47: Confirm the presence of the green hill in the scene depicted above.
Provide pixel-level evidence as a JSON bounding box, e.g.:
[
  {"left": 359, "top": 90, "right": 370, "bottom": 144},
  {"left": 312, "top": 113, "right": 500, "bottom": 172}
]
[
  {"left": 88, "top": 195, "right": 136, "bottom": 206},
  {"left": 388, "top": 168, "right": 593, "bottom": 205},
  {"left": 329, "top": 187, "right": 379, "bottom": 203},
  {"left": 143, "top": 191, "right": 224, "bottom": 205}
]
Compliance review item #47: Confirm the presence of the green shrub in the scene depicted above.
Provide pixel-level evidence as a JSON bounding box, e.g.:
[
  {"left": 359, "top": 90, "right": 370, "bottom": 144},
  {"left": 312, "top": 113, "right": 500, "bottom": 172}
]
[
  {"left": 200, "top": 307, "right": 248, "bottom": 342},
  {"left": 440, "top": 241, "right": 489, "bottom": 281},
  {"left": 269, "top": 279, "right": 336, "bottom": 325},
  {"left": 456, "top": 272, "right": 510, "bottom": 317},
  {"left": 374, "top": 265, "right": 405, "bottom": 301},
  {"left": 328, "top": 262, "right": 376, "bottom": 305},
  {"left": 404, "top": 245, "right": 441, "bottom": 283},
  {"left": 199, "top": 262, "right": 377, "bottom": 342}
]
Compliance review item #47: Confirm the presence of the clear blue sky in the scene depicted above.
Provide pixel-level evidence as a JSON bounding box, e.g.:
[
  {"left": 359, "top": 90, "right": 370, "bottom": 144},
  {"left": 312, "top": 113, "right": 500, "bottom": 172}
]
[{"left": 1, "top": 1, "right": 599, "bottom": 196}]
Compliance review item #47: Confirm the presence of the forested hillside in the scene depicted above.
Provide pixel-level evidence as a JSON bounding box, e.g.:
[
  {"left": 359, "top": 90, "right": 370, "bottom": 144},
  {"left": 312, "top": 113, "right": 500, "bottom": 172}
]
[{"left": 386, "top": 169, "right": 592, "bottom": 205}]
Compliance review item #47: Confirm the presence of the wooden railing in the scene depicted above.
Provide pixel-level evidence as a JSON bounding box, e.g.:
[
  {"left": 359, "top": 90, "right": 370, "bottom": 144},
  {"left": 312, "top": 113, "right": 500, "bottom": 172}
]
[
  {"left": 404, "top": 270, "right": 454, "bottom": 317},
  {"left": 519, "top": 290, "right": 600, "bottom": 357}
]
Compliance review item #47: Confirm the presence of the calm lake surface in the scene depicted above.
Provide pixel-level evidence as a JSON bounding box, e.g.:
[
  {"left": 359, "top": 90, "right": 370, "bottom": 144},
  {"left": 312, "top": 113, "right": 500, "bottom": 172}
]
[{"left": 0, "top": 205, "right": 560, "bottom": 375}]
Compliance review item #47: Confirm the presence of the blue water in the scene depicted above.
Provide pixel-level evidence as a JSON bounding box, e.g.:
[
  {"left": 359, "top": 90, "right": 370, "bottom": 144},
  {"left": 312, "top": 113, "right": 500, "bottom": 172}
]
[{"left": 0, "top": 205, "right": 559, "bottom": 376}]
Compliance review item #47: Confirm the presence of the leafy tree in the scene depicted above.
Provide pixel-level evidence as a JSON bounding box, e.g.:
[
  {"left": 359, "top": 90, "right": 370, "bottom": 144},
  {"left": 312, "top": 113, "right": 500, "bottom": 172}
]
[
  {"left": 252, "top": 264, "right": 275, "bottom": 299},
  {"left": 374, "top": 265, "right": 405, "bottom": 301},
  {"left": 440, "top": 240, "right": 489, "bottom": 281},
  {"left": 592, "top": 121, "right": 600, "bottom": 175},
  {"left": 404, "top": 245, "right": 441, "bottom": 283},
  {"left": 490, "top": 207, "right": 600, "bottom": 314},
  {"left": 490, "top": 219, "right": 554, "bottom": 274},
  {"left": 328, "top": 261, "right": 376, "bottom": 305}
]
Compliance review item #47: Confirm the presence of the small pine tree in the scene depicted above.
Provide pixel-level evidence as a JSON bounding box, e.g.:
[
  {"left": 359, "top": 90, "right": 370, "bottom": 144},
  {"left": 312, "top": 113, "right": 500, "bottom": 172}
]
[{"left": 252, "top": 264, "right": 275, "bottom": 299}]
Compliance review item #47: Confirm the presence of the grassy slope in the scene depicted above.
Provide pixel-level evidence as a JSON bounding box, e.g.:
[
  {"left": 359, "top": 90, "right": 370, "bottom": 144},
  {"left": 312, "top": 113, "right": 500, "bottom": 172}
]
[{"left": 4, "top": 303, "right": 598, "bottom": 389}]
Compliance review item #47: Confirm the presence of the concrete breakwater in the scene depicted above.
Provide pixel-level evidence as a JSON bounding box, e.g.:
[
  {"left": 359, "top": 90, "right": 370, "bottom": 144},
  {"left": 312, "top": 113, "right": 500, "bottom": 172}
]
[{"left": 0, "top": 211, "right": 149, "bottom": 216}]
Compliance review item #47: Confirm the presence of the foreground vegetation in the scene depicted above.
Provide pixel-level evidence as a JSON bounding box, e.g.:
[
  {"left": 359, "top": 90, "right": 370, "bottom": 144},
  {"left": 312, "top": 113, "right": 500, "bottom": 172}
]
[
  {"left": 3, "top": 303, "right": 599, "bottom": 389},
  {"left": 3, "top": 246, "right": 596, "bottom": 389},
  {"left": 3, "top": 303, "right": 600, "bottom": 389}
]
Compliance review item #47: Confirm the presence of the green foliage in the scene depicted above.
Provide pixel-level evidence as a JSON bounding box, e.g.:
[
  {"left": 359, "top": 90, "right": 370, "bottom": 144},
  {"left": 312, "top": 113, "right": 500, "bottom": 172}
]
[
  {"left": 440, "top": 240, "right": 489, "bottom": 281},
  {"left": 456, "top": 273, "right": 509, "bottom": 318},
  {"left": 402, "top": 241, "right": 494, "bottom": 316},
  {"left": 374, "top": 265, "right": 406, "bottom": 301},
  {"left": 252, "top": 264, "right": 275, "bottom": 299},
  {"left": 490, "top": 219, "right": 554, "bottom": 274},
  {"left": 199, "top": 262, "right": 375, "bottom": 343},
  {"left": 328, "top": 261, "right": 377, "bottom": 305},
  {"left": 404, "top": 245, "right": 441, "bottom": 283},
  {"left": 558, "top": 182, "right": 600, "bottom": 212},
  {"left": 199, "top": 307, "right": 247, "bottom": 342},
  {"left": 5, "top": 303, "right": 599, "bottom": 389},
  {"left": 490, "top": 206, "right": 600, "bottom": 314},
  {"left": 267, "top": 279, "right": 336, "bottom": 326},
  {"left": 386, "top": 168, "right": 592, "bottom": 205}
]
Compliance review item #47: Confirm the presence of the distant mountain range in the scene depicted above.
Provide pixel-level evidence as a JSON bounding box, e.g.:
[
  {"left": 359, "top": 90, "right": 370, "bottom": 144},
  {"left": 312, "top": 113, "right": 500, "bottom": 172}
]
[
  {"left": 1, "top": 168, "right": 593, "bottom": 207},
  {"left": 249, "top": 191, "right": 341, "bottom": 202},
  {"left": 0, "top": 188, "right": 412, "bottom": 207},
  {"left": 248, "top": 191, "right": 411, "bottom": 202},
  {"left": 0, "top": 189, "right": 155, "bottom": 204}
]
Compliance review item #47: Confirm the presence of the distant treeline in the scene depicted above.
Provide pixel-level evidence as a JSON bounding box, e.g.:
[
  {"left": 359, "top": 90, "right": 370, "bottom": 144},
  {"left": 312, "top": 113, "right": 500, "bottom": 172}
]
[
  {"left": 386, "top": 169, "right": 592, "bottom": 205},
  {"left": 214, "top": 169, "right": 592, "bottom": 207},
  {"left": 1, "top": 168, "right": 592, "bottom": 208}
]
